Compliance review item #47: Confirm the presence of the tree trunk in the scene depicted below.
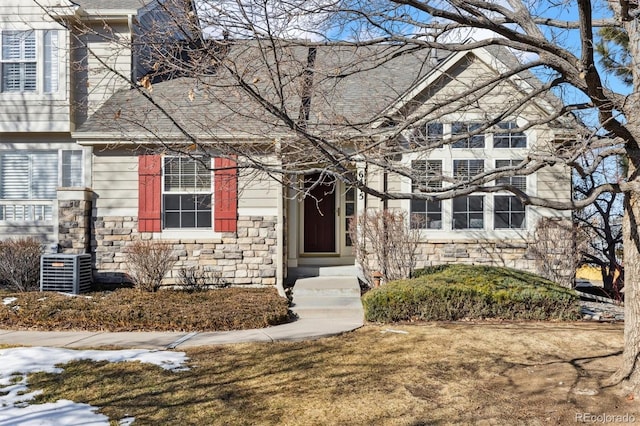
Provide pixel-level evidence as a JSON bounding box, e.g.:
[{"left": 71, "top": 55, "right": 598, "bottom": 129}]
[{"left": 607, "top": 183, "right": 640, "bottom": 390}]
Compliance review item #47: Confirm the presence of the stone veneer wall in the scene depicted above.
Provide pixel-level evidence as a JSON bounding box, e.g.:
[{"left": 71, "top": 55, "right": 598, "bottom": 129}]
[
  {"left": 413, "top": 240, "right": 535, "bottom": 272},
  {"left": 412, "top": 237, "right": 575, "bottom": 287},
  {"left": 57, "top": 188, "right": 93, "bottom": 254},
  {"left": 92, "top": 215, "right": 278, "bottom": 286}
]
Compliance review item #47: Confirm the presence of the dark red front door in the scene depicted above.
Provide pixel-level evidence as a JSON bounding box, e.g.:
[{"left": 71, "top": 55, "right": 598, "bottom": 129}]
[{"left": 304, "top": 174, "right": 336, "bottom": 252}]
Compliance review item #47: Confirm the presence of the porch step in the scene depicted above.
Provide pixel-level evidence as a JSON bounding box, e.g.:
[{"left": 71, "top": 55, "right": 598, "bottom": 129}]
[
  {"left": 292, "top": 276, "right": 361, "bottom": 298},
  {"left": 290, "top": 306, "right": 364, "bottom": 319},
  {"left": 288, "top": 265, "right": 359, "bottom": 281},
  {"left": 292, "top": 296, "right": 363, "bottom": 308},
  {"left": 290, "top": 276, "right": 364, "bottom": 322}
]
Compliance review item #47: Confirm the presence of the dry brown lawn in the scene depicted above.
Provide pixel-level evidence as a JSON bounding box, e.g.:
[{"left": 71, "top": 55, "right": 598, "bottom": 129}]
[{"left": 26, "top": 322, "right": 639, "bottom": 425}]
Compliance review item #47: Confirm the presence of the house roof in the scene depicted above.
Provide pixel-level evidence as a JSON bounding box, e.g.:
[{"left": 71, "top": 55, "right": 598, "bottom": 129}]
[
  {"left": 75, "top": 40, "right": 571, "bottom": 143},
  {"left": 75, "top": 41, "right": 443, "bottom": 141}
]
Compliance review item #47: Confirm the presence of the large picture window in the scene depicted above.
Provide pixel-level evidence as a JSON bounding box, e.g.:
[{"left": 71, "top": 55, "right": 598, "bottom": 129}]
[
  {"left": 494, "top": 195, "right": 526, "bottom": 229},
  {"left": 163, "top": 157, "right": 212, "bottom": 229},
  {"left": 453, "top": 196, "right": 484, "bottom": 229},
  {"left": 411, "top": 160, "right": 443, "bottom": 229},
  {"left": 1, "top": 30, "right": 58, "bottom": 93}
]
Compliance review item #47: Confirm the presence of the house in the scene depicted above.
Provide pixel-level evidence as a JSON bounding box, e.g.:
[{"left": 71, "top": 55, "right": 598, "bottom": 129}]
[{"left": 0, "top": 0, "right": 574, "bottom": 293}]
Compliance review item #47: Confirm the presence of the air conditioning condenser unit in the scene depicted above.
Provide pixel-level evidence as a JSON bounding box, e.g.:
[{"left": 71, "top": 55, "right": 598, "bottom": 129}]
[{"left": 40, "top": 254, "right": 92, "bottom": 294}]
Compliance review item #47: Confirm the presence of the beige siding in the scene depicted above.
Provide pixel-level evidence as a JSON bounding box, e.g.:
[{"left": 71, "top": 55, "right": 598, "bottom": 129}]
[
  {"left": 0, "top": 1, "right": 74, "bottom": 23},
  {"left": 237, "top": 169, "right": 280, "bottom": 209},
  {"left": 73, "top": 22, "right": 132, "bottom": 124},
  {"left": 92, "top": 149, "right": 138, "bottom": 214},
  {"left": 536, "top": 164, "right": 571, "bottom": 202}
]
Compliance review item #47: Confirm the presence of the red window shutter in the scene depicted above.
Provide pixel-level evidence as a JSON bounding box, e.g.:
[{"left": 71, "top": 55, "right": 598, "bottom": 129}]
[
  {"left": 138, "top": 155, "right": 162, "bottom": 232},
  {"left": 214, "top": 157, "right": 238, "bottom": 232}
]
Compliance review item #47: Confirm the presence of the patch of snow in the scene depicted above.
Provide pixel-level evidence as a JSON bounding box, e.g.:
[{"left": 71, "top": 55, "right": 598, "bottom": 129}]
[
  {"left": 2, "top": 297, "right": 17, "bottom": 306},
  {"left": 0, "top": 346, "right": 188, "bottom": 425},
  {"left": 119, "top": 416, "right": 136, "bottom": 425},
  {"left": 56, "top": 292, "right": 93, "bottom": 299}
]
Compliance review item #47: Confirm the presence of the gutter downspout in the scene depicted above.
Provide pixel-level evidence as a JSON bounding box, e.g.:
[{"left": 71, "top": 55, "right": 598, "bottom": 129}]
[
  {"left": 275, "top": 139, "right": 285, "bottom": 297},
  {"left": 128, "top": 14, "right": 137, "bottom": 84}
]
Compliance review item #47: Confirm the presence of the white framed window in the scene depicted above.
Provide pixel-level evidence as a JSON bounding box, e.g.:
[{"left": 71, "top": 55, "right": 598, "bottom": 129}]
[
  {"left": 61, "top": 150, "right": 83, "bottom": 187},
  {"left": 495, "top": 159, "right": 526, "bottom": 191},
  {"left": 0, "top": 150, "right": 83, "bottom": 198},
  {"left": 494, "top": 195, "right": 526, "bottom": 229},
  {"left": 410, "top": 159, "right": 443, "bottom": 229},
  {"left": 344, "top": 186, "right": 355, "bottom": 246},
  {"left": 426, "top": 122, "right": 444, "bottom": 146},
  {"left": 452, "top": 122, "right": 485, "bottom": 148},
  {"left": 0, "top": 149, "right": 82, "bottom": 222},
  {"left": 453, "top": 159, "right": 484, "bottom": 182},
  {"left": 1, "top": 29, "right": 58, "bottom": 94},
  {"left": 0, "top": 151, "right": 58, "bottom": 200},
  {"left": 162, "top": 156, "right": 212, "bottom": 229},
  {"left": 493, "top": 121, "right": 526, "bottom": 148},
  {"left": 453, "top": 195, "right": 484, "bottom": 229}
]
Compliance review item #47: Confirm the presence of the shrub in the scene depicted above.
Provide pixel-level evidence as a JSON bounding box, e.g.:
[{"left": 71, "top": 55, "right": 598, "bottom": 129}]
[
  {"left": 349, "top": 209, "right": 420, "bottom": 286},
  {"left": 126, "top": 241, "right": 176, "bottom": 292},
  {"left": 0, "top": 238, "right": 43, "bottom": 292},
  {"left": 178, "top": 266, "right": 229, "bottom": 292},
  {"left": 362, "top": 264, "right": 581, "bottom": 322}
]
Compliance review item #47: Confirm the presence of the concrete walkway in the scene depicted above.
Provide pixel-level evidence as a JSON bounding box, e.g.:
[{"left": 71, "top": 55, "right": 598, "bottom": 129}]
[{"left": 0, "top": 276, "right": 364, "bottom": 350}]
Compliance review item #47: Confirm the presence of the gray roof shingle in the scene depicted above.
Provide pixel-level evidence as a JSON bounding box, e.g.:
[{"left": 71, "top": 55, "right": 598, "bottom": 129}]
[{"left": 76, "top": 41, "right": 441, "bottom": 141}]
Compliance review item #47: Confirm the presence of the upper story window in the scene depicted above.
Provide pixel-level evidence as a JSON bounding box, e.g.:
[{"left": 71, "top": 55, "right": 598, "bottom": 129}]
[
  {"left": 493, "top": 121, "right": 526, "bottom": 148},
  {"left": 163, "top": 157, "right": 212, "bottom": 229},
  {"left": 425, "top": 122, "right": 444, "bottom": 147},
  {"left": 495, "top": 159, "right": 526, "bottom": 191},
  {"left": 453, "top": 159, "right": 484, "bottom": 182},
  {"left": 452, "top": 122, "right": 484, "bottom": 148},
  {"left": 1, "top": 30, "right": 58, "bottom": 94}
]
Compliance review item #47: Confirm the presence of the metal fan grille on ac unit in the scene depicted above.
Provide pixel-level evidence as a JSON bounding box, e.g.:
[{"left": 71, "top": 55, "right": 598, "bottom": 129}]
[{"left": 40, "top": 254, "right": 92, "bottom": 294}]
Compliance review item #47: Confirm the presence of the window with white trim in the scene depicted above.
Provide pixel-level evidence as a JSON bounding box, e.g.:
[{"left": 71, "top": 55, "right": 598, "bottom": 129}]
[
  {"left": 452, "top": 122, "right": 484, "bottom": 148},
  {"left": 453, "top": 159, "right": 484, "bottom": 182},
  {"left": 453, "top": 196, "right": 484, "bottom": 229},
  {"left": 493, "top": 121, "right": 526, "bottom": 148},
  {"left": 1, "top": 30, "right": 58, "bottom": 94},
  {"left": 495, "top": 159, "right": 526, "bottom": 191},
  {"left": 494, "top": 195, "right": 526, "bottom": 229},
  {"left": 410, "top": 160, "right": 443, "bottom": 229},
  {"left": 163, "top": 157, "right": 212, "bottom": 229},
  {"left": 0, "top": 150, "right": 82, "bottom": 221},
  {"left": 61, "top": 150, "right": 83, "bottom": 187}
]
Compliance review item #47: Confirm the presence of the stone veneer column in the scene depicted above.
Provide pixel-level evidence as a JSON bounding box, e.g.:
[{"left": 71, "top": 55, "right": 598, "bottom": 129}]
[{"left": 57, "top": 188, "right": 93, "bottom": 254}]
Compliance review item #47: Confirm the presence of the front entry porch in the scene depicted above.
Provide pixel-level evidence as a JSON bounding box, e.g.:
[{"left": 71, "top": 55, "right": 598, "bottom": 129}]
[{"left": 286, "top": 173, "right": 360, "bottom": 282}]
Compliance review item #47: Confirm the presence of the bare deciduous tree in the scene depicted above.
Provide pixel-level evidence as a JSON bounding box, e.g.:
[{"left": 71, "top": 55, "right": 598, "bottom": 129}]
[
  {"left": 575, "top": 157, "right": 624, "bottom": 296},
  {"left": 41, "top": 0, "right": 640, "bottom": 392}
]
